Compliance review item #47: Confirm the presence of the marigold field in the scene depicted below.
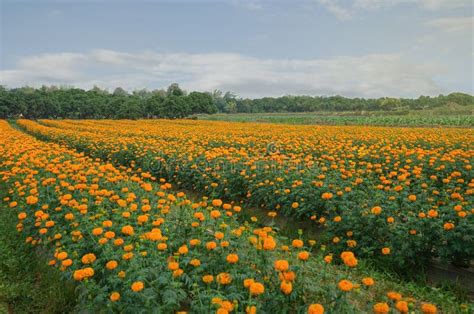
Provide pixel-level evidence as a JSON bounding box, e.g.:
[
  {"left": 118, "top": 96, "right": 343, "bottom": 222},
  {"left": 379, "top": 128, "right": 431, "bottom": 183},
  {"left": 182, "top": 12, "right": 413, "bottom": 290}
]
[{"left": 1, "top": 119, "right": 473, "bottom": 313}]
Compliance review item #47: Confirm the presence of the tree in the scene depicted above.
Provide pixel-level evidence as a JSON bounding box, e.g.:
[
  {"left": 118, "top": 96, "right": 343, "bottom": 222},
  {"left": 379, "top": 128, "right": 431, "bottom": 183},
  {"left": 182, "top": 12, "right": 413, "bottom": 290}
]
[
  {"left": 167, "top": 83, "right": 184, "bottom": 97},
  {"left": 211, "top": 90, "right": 226, "bottom": 112},
  {"left": 160, "top": 95, "right": 190, "bottom": 118},
  {"left": 116, "top": 97, "right": 142, "bottom": 119},
  {"left": 378, "top": 98, "right": 402, "bottom": 111},
  {"left": 187, "top": 92, "right": 217, "bottom": 114},
  {"left": 113, "top": 87, "right": 128, "bottom": 96},
  {"left": 0, "top": 85, "right": 470, "bottom": 119},
  {"left": 145, "top": 94, "right": 166, "bottom": 117}
]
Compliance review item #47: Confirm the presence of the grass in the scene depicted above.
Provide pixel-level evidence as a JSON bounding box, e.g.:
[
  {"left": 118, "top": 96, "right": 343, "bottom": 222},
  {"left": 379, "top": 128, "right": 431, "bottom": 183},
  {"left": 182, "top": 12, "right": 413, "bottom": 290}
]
[
  {"left": 0, "top": 176, "right": 76, "bottom": 313},
  {"left": 197, "top": 110, "right": 474, "bottom": 127}
]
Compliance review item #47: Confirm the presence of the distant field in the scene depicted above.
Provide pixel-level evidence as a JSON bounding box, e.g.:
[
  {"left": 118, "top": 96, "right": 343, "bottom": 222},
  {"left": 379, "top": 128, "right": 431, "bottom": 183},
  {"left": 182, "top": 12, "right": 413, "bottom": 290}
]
[{"left": 197, "top": 110, "right": 474, "bottom": 127}]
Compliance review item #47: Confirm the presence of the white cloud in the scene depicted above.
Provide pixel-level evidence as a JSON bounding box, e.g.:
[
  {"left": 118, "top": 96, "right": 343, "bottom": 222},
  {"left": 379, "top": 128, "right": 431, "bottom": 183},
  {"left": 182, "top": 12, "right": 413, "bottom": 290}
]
[
  {"left": 415, "top": 0, "right": 472, "bottom": 10},
  {"left": 317, "top": 0, "right": 353, "bottom": 20},
  {"left": 318, "top": 0, "right": 473, "bottom": 20},
  {"left": 0, "top": 49, "right": 446, "bottom": 98},
  {"left": 425, "top": 16, "right": 473, "bottom": 32}
]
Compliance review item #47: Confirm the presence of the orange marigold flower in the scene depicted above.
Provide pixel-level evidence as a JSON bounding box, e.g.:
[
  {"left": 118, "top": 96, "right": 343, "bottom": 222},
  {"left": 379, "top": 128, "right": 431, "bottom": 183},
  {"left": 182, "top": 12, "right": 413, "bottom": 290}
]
[
  {"left": 421, "top": 303, "right": 437, "bottom": 314},
  {"left": 131, "top": 281, "right": 144, "bottom": 292},
  {"left": 308, "top": 303, "right": 324, "bottom": 314},
  {"left": 189, "top": 239, "right": 201, "bottom": 246},
  {"left": 206, "top": 241, "right": 217, "bottom": 250},
  {"left": 189, "top": 259, "right": 201, "bottom": 267},
  {"left": 387, "top": 291, "right": 402, "bottom": 301},
  {"left": 210, "top": 210, "right": 221, "bottom": 218},
  {"left": 280, "top": 280, "right": 293, "bottom": 295},
  {"left": 173, "top": 269, "right": 183, "bottom": 277},
  {"left": 73, "top": 267, "right": 94, "bottom": 281},
  {"left": 106, "top": 260, "right": 118, "bottom": 270},
  {"left": 281, "top": 271, "right": 296, "bottom": 282},
  {"left": 263, "top": 237, "right": 276, "bottom": 250},
  {"left": 157, "top": 243, "right": 167, "bottom": 250},
  {"left": 243, "top": 278, "right": 255, "bottom": 288},
  {"left": 321, "top": 192, "right": 333, "bottom": 200},
  {"left": 81, "top": 253, "right": 97, "bottom": 264},
  {"left": 168, "top": 261, "right": 179, "bottom": 271},
  {"left": 443, "top": 222, "right": 455, "bottom": 230},
  {"left": 61, "top": 259, "right": 73, "bottom": 267},
  {"left": 212, "top": 199, "right": 223, "bottom": 207},
  {"left": 249, "top": 282, "right": 265, "bottom": 296},
  {"left": 274, "top": 259, "right": 289, "bottom": 272},
  {"left": 26, "top": 195, "right": 38, "bottom": 205},
  {"left": 121, "top": 225, "right": 134, "bottom": 236},
  {"left": 341, "top": 251, "right": 358, "bottom": 267},
  {"left": 202, "top": 274, "right": 214, "bottom": 284},
  {"left": 137, "top": 214, "right": 148, "bottom": 223},
  {"left": 344, "top": 255, "right": 358, "bottom": 267},
  {"left": 92, "top": 227, "right": 103, "bottom": 236},
  {"left": 226, "top": 254, "right": 239, "bottom": 264},
  {"left": 57, "top": 251, "right": 68, "bottom": 260},
  {"left": 361, "top": 277, "right": 375, "bottom": 286},
  {"left": 110, "top": 292, "right": 120, "bottom": 302},
  {"left": 338, "top": 279, "right": 353, "bottom": 292},
  {"left": 395, "top": 301, "right": 409, "bottom": 313},
  {"left": 324, "top": 255, "right": 332, "bottom": 263},
  {"left": 292, "top": 239, "right": 304, "bottom": 248},
  {"left": 371, "top": 206, "right": 382, "bottom": 215},
  {"left": 217, "top": 272, "right": 232, "bottom": 285},
  {"left": 373, "top": 302, "right": 390, "bottom": 314},
  {"left": 103, "top": 231, "right": 115, "bottom": 239},
  {"left": 298, "top": 251, "right": 310, "bottom": 261},
  {"left": 178, "top": 245, "right": 188, "bottom": 254}
]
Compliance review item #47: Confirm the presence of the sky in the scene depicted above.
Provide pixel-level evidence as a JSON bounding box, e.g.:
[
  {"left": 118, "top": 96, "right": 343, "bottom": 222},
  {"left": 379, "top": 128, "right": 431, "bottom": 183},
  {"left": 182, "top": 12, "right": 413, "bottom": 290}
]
[{"left": 0, "top": 0, "right": 473, "bottom": 98}]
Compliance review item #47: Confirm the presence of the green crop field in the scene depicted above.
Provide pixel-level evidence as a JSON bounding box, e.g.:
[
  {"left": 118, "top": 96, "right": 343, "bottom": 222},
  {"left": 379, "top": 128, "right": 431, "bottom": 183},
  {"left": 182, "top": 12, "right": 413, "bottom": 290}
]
[{"left": 197, "top": 110, "right": 474, "bottom": 127}]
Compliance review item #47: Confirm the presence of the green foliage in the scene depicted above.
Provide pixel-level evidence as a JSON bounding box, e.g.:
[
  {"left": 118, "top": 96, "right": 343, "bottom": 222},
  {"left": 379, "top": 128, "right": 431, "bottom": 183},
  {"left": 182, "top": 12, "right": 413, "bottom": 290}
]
[
  {"left": 19, "top": 119, "right": 474, "bottom": 273},
  {"left": 0, "top": 179, "right": 76, "bottom": 313},
  {"left": 0, "top": 84, "right": 218, "bottom": 120},
  {"left": 1, "top": 84, "right": 471, "bottom": 120},
  {"left": 199, "top": 112, "right": 474, "bottom": 127},
  {"left": 3, "top": 125, "right": 472, "bottom": 313},
  {"left": 225, "top": 93, "right": 474, "bottom": 113},
  {"left": 188, "top": 92, "right": 217, "bottom": 114}
]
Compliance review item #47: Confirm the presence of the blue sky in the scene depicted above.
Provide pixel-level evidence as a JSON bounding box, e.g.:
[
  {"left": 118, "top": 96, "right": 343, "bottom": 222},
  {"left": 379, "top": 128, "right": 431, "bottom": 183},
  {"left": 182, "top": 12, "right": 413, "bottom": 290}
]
[{"left": 1, "top": 0, "right": 473, "bottom": 98}]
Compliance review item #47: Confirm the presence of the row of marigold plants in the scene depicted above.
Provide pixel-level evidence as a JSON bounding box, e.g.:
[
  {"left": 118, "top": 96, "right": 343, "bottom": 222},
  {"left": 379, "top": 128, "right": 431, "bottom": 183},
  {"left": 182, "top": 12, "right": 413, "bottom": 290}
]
[
  {"left": 0, "top": 120, "right": 456, "bottom": 312},
  {"left": 17, "top": 119, "right": 474, "bottom": 271}
]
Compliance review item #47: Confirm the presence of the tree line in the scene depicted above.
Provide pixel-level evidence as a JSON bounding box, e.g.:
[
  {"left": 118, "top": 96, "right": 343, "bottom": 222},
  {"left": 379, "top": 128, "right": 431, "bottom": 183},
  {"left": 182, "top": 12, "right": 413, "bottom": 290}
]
[
  {"left": 0, "top": 84, "right": 472, "bottom": 119},
  {"left": 0, "top": 84, "right": 217, "bottom": 119}
]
